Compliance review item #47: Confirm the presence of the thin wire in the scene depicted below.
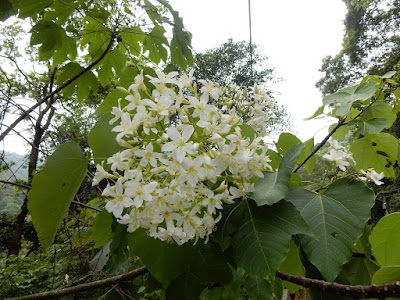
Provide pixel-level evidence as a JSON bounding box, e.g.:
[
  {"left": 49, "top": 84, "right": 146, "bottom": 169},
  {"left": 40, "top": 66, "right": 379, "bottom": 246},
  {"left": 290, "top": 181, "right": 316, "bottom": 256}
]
[{"left": 248, "top": 0, "right": 254, "bottom": 86}]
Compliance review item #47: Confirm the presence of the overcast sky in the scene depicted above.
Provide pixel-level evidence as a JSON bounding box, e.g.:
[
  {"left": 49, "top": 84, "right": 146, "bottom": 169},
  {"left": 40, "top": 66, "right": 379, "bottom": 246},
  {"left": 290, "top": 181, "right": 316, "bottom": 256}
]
[
  {"left": 2, "top": 1, "right": 347, "bottom": 154},
  {"left": 170, "top": 0, "right": 347, "bottom": 141}
]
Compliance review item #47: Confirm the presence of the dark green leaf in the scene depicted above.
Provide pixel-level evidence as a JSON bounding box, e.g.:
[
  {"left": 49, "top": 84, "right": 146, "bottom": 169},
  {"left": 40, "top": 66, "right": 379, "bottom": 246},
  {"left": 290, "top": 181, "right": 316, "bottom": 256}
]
[
  {"left": 286, "top": 178, "right": 375, "bottom": 282},
  {"left": 92, "top": 210, "right": 113, "bottom": 248},
  {"left": 44, "top": 0, "right": 75, "bottom": 25},
  {"left": 13, "top": 0, "right": 53, "bottom": 19},
  {"left": 165, "top": 273, "right": 201, "bottom": 300},
  {"left": 88, "top": 113, "right": 125, "bottom": 170},
  {"left": 0, "top": 0, "right": 17, "bottom": 21},
  {"left": 128, "top": 229, "right": 196, "bottom": 287},
  {"left": 27, "top": 141, "right": 87, "bottom": 249},
  {"left": 200, "top": 287, "right": 224, "bottom": 300},
  {"left": 340, "top": 257, "right": 379, "bottom": 286},
  {"left": 95, "top": 89, "right": 127, "bottom": 116},
  {"left": 279, "top": 240, "right": 305, "bottom": 293},
  {"left": 56, "top": 62, "right": 98, "bottom": 101},
  {"left": 233, "top": 200, "right": 311, "bottom": 277},
  {"left": 245, "top": 275, "right": 272, "bottom": 300},
  {"left": 251, "top": 143, "right": 303, "bottom": 206}
]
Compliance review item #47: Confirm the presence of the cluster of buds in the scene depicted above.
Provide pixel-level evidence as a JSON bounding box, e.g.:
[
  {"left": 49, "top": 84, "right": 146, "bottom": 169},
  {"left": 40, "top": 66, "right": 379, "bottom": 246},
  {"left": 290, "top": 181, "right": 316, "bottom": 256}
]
[{"left": 93, "top": 70, "right": 274, "bottom": 244}]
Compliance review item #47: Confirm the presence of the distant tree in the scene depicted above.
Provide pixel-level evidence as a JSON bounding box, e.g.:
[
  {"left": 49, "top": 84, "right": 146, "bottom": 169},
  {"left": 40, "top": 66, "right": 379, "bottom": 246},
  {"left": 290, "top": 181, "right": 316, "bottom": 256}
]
[
  {"left": 194, "top": 39, "right": 291, "bottom": 134},
  {"left": 317, "top": 0, "right": 400, "bottom": 95}
]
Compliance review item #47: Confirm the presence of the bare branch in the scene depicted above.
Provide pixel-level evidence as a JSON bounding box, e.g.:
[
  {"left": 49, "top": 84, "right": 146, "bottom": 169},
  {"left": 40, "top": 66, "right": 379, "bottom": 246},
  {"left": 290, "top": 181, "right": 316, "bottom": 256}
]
[
  {"left": 8, "top": 267, "right": 148, "bottom": 300},
  {"left": 0, "top": 35, "right": 116, "bottom": 143}
]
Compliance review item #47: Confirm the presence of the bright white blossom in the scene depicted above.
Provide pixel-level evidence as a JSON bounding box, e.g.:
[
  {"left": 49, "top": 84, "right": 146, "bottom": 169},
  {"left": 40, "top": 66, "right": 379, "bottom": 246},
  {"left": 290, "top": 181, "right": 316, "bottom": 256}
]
[
  {"left": 93, "top": 71, "right": 274, "bottom": 245},
  {"left": 359, "top": 168, "right": 385, "bottom": 185},
  {"left": 323, "top": 140, "right": 354, "bottom": 171}
]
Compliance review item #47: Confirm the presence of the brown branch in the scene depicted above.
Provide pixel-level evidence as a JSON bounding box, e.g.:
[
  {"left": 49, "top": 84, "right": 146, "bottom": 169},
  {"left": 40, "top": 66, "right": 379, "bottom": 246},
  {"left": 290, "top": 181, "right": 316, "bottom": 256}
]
[
  {"left": 71, "top": 200, "right": 102, "bottom": 212},
  {"left": 0, "top": 179, "right": 30, "bottom": 189},
  {"left": 276, "top": 270, "right": 400, "bottom": 299},
  {"left": 293, "top": 118, "right": 346, "bottom": 173},
  {"left": 7, "top": 267, "right": 148, "bottom": 300},
  {"left": 0, "top": 34, "right": 115, "bottom": 143}
]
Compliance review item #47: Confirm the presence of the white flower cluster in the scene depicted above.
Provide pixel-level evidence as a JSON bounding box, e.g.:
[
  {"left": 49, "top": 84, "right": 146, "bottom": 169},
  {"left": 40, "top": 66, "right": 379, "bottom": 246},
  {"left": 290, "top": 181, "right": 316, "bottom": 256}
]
[
  {"left": 93, "top": 70, "right": 274, "bottom": 245},
  {"left": 322, "top": 140, "right": 355, "bottom": 171}
]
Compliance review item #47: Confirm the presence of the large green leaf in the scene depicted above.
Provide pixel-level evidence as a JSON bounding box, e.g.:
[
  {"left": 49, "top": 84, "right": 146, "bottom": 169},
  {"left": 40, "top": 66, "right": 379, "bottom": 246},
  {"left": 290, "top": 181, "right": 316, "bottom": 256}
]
[
  {"left": 323, "top": 82, "right": 377, "bottom": 116},
  {"left": 286, "top": 178, "right": 375, "bottom": 282},
  {"left": 44, "top": 0, "right": 76, "bottom": 25},
  {"left": 250, "top": 143, "right": 303, "bottom": 206},
  {"left": 361, "top": 101, "right": 397, "bottom": 128},
  {"left": 245, "top": 275, "right": 273, "bottom": 300},
  {"left": 165, "top": 273, "right": 201, "bottom": 300},
  {"left": 275, "top": 133, "right": 301, "bottom": 155},
  {"left": 128, "top": 229, "right": 196, "bottom": 287},
  {"left": 27, "top": 141, "right": 87, "bottom": 249},
  {"left": 94, "top": 89, "right": 127, "bottom": 116},
  {"left": 340, "top": 257, "right": 379, "bottom": 286},
  {"left": 88, "top": 113, "right": 125, "bottom": 170},
  {"left": 371, "top": 265, "right": 400, "bottom": 284},
  {"left": 349, "top": 118, "right": 390, "bottom": 135},
  {"left": 97, "top": 47, "right": 126, "bottom": 86},
  {"left": 279, "top": 240, "right": 305, "bottom": 293},
  {"left": 30, "top": 20, "right": 76, "bottom": 63},
  {"left": 13, "top": 0, "right": 53, "bottom": 19},
  {"left": 56, "top": 62, "right": 99, "bottom": 101},
  {"left": 350, "top": 132, "right": 398, "bottom": 177},
  {"left": 0, "top": 0, "right": 17, "bottom": 21},
  {"left": 143, "top": 25, "right": 168, "bottom": 64},
  {"left": 298, "top": 138, "right": 316, "bottom": 174},
  {"left": 370, "top": 213, "right": 400, "bottom": 266},
  {"left": 188, "top": 243, "right": 232, "bottom": 285},
  {"left": 232, "top": 200, "right": 311, "bottom": 278}
]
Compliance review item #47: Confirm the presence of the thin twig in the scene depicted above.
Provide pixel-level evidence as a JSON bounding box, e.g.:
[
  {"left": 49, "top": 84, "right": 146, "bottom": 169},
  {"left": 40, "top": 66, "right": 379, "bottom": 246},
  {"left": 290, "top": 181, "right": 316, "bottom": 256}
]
[
  {"left": 0, "top": 34, "right": 116, "bottom": 143},
  {"left": 293, "top": 117, "right": 346, "bottom": 173},
  {"left": 7, "top": 267, "right": 148, "bottom": 300}
]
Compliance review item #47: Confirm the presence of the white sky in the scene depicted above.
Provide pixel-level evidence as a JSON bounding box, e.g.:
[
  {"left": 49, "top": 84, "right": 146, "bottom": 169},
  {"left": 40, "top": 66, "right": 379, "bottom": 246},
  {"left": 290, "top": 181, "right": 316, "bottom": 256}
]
[
  {"left": 170, "top": 0, "right": 347, "bottom": 141},
  {"left": 2, "top": 1, "right": 347, "bottom": 154}
]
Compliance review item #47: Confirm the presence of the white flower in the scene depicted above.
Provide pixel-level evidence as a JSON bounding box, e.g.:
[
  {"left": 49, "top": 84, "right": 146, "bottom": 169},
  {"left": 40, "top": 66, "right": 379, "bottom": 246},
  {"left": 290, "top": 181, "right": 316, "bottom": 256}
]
[
  {"left": 103, "top": 179, "right": 134, "bottom": 218},
  {"left": 199, "top": 79, "right": 222, "bottom": 100},
  {"left": 134, "top": 143, "right": 161, "bottom": 168},
  {"left": 359, "top": 168, "right": 384, "bottom": 185},
  {"left": 179, "top": 69, "right": 195, "bottom": 88},
  {"left": 323, "top": 149, "right": 352, "bottom": 171},
  {"left": 92, "top": 162, "right": 114, "bottom": 185},
  {"left": 162, "top": 125, "right": 196, "bottom": 162},
  {"left": 125, "top": 181, "right": 158, "bottom": 208}
]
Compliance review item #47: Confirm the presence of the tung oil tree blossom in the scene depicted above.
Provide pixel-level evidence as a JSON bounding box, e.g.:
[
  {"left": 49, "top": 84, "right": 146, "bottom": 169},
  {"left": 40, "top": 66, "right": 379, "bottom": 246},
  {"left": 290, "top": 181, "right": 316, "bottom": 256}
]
[{"left": 93, "top": 71, "right": 275, "bottom": 245}]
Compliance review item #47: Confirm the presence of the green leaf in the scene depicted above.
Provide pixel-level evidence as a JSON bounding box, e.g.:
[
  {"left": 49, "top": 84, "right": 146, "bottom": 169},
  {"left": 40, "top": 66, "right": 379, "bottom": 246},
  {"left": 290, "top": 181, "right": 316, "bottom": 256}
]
[
  {"left": 340, "top": 257, "right": 379, "bottom": 286},
  {"left": 165, "top": 273, "right": 201, "bottom": 300},
  {"left": 266, "top": 149, "right": 281, "bottom": 171},
  {"left": 97, "top": 47, "right": 127, "bottom": 86},
  {"left": 370, "top": 213, "right": 400, "bottom": 266},
  {"left": 349, "top": 118, "right": 390, "bottom": 135},
  {"left": 13, "top": 0, "right": 53, "bottom": 19},
  {"left": 350, "top": 132, "right": 398, "bottom": 177},
  {"left": 305, "top": 105, "right": 325, "bottom": 120},
  {"left": 279, "top": 240, "right": 305, "bottom": 293},
  {"left": 80, "top": 18, "right": 110, "bottom": 59},
  {"left": 88, "top": 113, "right": 125, "bottom": 170},
  {"left": 143, "top": 25, "right": 168, "bottom": 64},
  {"left": 44, "top": 0, "right": 75, "bottom": 25},
  {"left": 30, "top": 20, "right": 76, "bottom": 63},
  {"left": 286, "top": 178, "right": 375, "bottom": 282},
  {"left": 323, "top": 82, "right": 378, "bottom": 116},
  {"left": 200, "top": 287, "right": 224, "bottom": 300},
  {"left": 245, "top": 275, "right": 272, "bottom": 300},
  {"left": 120, "top": 27, "right": 145, "bottom": 56},
  {"left": 372, "top": 265, "right": 400, "bottom": 284},
  {"left": 27, "top": 141, "right": 87, "bottom": 249},
  {"left": 239, "top": 124, "right": 258, "bottom": 143},
  {"left": 275, "top": 133, "right": 301, "bottom": 155},
  {"left": 92, "top": 210, "right": 113, "bottom": 248},
  {"left": 298, "top": 138, "right": 315, "bottom": 174},
  {"left": 329, "top": 123, "right": 348, "bottom": 140},
  {"left": 0, "top": 0, "right": 17, "bottom": 21},
  {"left": 188, "top": 243, "right": 232, "bottom": 285},
  {"left": 251, "top": 143, "right": 303, "bottom": 206},
  {"left": 222, "top": 268, "right": 245, "bottom": 300},
  {"left": 56, "top": 62, "right": 98, "bottom": 101},
  {"left": 95, "top": 89, "right": 127, "bottom": 116},
  {"left": 232, "top": 200, "right": 311, "bottom": 277},
  {"left": 128, "top": 229, "right": 196, "bottom": 287},
  {"left": 361, "top": 101, "right": 397, "bottom": 128}
]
